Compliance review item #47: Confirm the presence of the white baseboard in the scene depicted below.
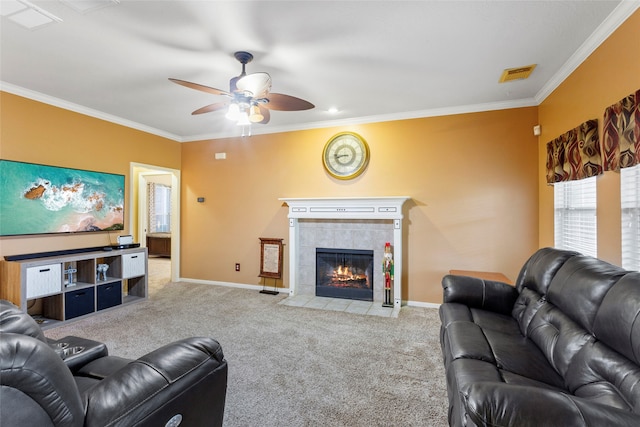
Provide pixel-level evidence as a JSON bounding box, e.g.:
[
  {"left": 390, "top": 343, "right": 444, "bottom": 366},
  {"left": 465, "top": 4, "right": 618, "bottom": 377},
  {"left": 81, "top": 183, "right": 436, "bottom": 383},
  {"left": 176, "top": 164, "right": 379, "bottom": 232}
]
[
  {"left": 178, "top": 277, "right": 289, "bottom": 293},
  {"left": 405, "top": 300, "right": 441, "bottom": 309},
  {"left": 179, "top": 278, "right": 440, "bottom": 308}
]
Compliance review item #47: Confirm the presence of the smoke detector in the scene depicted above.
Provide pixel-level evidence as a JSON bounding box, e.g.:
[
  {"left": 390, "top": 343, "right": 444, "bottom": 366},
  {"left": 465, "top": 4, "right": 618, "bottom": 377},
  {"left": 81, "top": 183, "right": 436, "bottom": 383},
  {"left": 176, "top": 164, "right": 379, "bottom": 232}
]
[{"left": 499, "top": 64, "right": 537, "bottom": 83}]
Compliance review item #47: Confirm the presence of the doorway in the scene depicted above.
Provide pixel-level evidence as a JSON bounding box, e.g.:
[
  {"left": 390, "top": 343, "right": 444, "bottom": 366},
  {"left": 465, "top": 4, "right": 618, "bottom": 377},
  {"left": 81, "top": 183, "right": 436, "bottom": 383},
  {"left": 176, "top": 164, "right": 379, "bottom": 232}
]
[{"left": 131, "top": 163, "right": 181, "bottom": 282}]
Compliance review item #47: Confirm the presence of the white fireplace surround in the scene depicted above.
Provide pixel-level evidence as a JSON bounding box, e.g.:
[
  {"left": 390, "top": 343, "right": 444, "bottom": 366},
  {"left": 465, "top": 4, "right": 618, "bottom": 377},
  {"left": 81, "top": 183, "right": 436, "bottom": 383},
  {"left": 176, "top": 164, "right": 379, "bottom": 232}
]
[{"left": 279, "top": 197, "right": 410, "bottom": 308}]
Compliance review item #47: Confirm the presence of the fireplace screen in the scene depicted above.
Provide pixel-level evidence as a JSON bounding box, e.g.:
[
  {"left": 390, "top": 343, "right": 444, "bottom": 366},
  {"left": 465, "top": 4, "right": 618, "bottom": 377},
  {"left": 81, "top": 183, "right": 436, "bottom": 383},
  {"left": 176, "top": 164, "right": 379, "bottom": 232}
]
[{"left": 316, "top": 248, "right": 374, "bottom": 301}]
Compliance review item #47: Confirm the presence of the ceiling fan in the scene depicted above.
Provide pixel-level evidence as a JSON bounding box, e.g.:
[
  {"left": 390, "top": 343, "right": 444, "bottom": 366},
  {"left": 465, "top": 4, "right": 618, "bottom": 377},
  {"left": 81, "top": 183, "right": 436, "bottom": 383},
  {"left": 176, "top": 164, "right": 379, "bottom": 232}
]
[{"left": 169, "top": 51, "right": 314, "bottom": 126}]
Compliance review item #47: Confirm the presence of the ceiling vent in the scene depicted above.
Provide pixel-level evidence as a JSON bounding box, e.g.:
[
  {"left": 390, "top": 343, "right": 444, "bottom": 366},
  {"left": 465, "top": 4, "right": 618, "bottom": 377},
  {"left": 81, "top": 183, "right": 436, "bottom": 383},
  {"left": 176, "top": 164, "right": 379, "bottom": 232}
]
[
  {"left": 1, "top": 0, "right": 62, "bottom": 30},
  {"left": 499, "top": 64, "right": 537, "bottom": 83}
]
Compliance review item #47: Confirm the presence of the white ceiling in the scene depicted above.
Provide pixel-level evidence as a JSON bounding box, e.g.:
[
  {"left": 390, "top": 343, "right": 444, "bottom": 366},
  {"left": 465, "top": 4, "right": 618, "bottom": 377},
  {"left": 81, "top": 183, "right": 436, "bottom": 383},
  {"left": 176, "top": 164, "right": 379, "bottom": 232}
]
[{"left": 1, "top": 1, "right": 638, "bottom": 142}]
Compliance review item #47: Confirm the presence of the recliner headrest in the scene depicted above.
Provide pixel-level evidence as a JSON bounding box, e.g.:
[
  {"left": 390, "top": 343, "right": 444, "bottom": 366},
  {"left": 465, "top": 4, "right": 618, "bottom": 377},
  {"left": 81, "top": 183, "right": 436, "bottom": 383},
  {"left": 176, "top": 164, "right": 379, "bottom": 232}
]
[
  {"left": 593, "top": 272, "right": 640, "bottom": 364},
  {"left": 0, "top": 300, "right": 46, "bottom": 343},
  {"left": 514, "top": 247, "right": 579, "bottom": 295}
]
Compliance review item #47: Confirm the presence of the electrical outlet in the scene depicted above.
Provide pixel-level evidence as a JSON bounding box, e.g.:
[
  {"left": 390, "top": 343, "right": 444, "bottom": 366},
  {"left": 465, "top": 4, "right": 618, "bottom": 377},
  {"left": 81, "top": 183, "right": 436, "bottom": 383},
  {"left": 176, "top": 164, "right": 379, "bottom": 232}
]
[{"left": 235, "top": 263, "right": 240, "bottom": 272}]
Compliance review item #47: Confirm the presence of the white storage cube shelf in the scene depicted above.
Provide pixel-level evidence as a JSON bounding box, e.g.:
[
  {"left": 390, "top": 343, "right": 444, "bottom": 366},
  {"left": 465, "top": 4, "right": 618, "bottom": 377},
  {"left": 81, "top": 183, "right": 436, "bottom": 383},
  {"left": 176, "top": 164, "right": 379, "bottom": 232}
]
[{"left": 1, "top": 248, "right": 148, "bottom": 329}]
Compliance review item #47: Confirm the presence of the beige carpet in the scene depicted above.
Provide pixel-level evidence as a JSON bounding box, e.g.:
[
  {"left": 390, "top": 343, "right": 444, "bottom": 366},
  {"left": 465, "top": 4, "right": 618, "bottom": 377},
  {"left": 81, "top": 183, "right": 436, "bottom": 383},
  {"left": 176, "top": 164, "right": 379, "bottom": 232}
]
[{"left": 46, "top": 258, "right": 449, "bottom": 426}]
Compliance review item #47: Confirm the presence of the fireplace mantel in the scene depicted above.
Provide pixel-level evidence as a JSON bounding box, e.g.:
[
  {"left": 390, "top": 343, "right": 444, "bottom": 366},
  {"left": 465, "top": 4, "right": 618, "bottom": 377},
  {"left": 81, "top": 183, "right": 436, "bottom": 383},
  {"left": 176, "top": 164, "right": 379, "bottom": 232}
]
[{"left": 280, "top": 197, "right": 410, "bottom": 308}]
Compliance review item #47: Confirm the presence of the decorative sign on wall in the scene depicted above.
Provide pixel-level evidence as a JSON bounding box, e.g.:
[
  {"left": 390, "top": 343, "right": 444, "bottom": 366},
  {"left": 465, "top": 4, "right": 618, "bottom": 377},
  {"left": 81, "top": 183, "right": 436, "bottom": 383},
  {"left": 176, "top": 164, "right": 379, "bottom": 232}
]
[{"left": 259, "top": 238, "right": 283, "bottom": 279}]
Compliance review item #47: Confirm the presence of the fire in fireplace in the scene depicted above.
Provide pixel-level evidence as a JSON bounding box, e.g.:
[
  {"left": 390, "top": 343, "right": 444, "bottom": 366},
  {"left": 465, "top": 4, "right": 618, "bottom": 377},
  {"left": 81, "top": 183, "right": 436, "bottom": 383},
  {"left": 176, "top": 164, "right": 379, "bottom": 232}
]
[{"left": 316, "top": 248, "right": 374, "bottom": 301}]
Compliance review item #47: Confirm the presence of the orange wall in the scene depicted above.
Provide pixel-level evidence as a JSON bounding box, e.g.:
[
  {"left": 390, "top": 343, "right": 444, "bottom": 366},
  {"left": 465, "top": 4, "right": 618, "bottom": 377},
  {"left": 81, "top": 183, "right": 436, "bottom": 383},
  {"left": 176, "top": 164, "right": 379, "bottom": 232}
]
[
  {"left": 182, "top": 107, "right": 539, "bottom": 303},
  {"left": 538, "top": 9, "right": 640, "bottom": 265},
  {"left": 0, "top": 92, "right": 181, "bottom": 256}
]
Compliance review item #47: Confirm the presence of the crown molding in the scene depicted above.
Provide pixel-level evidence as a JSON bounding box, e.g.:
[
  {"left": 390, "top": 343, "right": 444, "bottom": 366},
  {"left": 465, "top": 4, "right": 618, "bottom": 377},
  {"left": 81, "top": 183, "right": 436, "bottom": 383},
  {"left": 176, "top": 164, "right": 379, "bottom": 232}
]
[
  {"left": 181, "top": 98, "right": 539, "bottom": 142},
  {"left": 0, "top": 82, "right": 184, "bottom": 142}
]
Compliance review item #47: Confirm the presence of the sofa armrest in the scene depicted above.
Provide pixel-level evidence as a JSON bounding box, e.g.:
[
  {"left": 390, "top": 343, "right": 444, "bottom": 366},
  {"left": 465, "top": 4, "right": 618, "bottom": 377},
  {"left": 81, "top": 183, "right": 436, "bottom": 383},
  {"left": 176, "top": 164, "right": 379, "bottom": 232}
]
[
  {"left": 462, "top": 382, "right": 640, "bottom": 427},
  {"left": 442, "top": 274, "right": 518, "bottom": 315},
  {"left": 84, "top": 337, "right": 227, "bottom": 427}
]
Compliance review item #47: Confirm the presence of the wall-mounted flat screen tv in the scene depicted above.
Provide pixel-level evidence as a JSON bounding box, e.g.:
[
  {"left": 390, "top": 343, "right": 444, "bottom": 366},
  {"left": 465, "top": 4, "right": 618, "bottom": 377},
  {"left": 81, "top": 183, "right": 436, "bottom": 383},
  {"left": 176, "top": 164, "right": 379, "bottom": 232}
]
[{"left": 0, "top": 160, "right": 125, "bottom": 236}]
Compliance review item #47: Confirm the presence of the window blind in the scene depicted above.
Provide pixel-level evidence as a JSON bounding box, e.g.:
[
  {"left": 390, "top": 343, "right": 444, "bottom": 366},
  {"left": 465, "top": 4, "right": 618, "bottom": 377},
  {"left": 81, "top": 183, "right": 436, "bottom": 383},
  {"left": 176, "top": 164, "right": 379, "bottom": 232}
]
[
  {"left": 554, "top": 176, "right": 597, "bottom": 257},
  {"left": 621, "top": 165, "right": 640, "bottom": 271},
  {"left": 149, "top": 184, "right": 171, "bottom": 233}
]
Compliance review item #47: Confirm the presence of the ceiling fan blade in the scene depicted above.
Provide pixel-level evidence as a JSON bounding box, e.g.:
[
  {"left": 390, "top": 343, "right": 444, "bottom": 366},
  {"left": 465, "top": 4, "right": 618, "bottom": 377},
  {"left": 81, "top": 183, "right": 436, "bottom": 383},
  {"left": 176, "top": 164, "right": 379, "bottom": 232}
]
[
  {"left": 192, "top": 102, "right": 229, "bottom": 115},
  {"left": 258, "top": 105, "right": 270, "bottom": 124},
  {"left": 236, "top": 72, "right": 272, "bottom": 98},
  {"left": 169, "top": 78, "right": 231, "bottom": 97},
  {"left": 265, "top": 93, "right": 314, "bottom": 111}
]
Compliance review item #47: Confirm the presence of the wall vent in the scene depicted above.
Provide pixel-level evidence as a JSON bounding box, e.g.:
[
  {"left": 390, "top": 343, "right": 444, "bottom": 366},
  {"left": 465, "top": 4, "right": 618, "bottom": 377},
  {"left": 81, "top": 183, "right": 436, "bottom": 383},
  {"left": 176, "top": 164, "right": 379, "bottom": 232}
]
[{"left": 499, "top": 64, "right": 536, "bottom": 83}]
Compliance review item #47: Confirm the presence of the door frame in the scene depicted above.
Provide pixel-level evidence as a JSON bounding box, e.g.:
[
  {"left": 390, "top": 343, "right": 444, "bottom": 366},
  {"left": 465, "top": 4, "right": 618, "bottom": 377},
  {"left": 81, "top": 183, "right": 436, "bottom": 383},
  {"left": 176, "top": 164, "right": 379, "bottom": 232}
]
[{"left": 130, "top": 162, "right": 181, "bottom": 282}]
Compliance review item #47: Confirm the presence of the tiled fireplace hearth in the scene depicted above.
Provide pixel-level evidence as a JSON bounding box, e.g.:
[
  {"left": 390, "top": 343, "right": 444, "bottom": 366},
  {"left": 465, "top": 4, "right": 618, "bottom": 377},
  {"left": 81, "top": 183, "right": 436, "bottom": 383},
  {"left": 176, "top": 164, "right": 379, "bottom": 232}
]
[{"left": 280, "top": 197, "right": 410, "bottom": 308}]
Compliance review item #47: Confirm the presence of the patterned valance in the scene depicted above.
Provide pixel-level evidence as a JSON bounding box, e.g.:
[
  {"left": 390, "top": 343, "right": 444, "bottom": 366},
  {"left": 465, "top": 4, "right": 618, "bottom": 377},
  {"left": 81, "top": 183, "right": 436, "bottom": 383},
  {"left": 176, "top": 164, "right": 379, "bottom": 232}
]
[
  {"left": 546, "top": 119, "right": 601, "bottom": 184},
  {"left": 603, "top": 89, "right": 640, "bottom": 171}
]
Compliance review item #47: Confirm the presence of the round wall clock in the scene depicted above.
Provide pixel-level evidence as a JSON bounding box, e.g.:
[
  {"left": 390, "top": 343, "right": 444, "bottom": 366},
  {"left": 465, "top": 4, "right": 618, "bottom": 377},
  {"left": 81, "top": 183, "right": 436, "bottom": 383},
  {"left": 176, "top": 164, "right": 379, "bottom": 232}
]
[{"left": 322, "top": 132, "right": 370, "bottom": 180}]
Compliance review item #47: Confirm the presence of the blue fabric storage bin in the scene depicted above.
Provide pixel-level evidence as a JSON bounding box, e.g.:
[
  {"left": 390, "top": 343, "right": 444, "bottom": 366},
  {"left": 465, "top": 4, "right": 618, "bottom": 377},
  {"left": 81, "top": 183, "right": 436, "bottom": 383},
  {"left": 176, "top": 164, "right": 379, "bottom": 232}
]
[
  {"left": 65, "top": 287, "right": 95, "bottom": 320},
  {"left": 97, "top": 282, "right": 122, "bottom": 310}
]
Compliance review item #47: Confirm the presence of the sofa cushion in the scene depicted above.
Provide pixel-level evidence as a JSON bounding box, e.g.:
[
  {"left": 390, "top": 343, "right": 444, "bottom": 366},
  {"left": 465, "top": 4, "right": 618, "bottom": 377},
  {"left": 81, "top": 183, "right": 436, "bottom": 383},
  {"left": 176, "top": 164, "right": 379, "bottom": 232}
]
[
  {"left": 592, "top": 272, "right": 640, "bottom": 364},
  {"left": 512, "top": 287, "right": 548, "bottom": 336},
  {"left": 514, "top": 247, "right": 579, "bottom": 295},
  {"left": 443, "top": 321, "right": 496, "bottom": 365},
  {"left": 469, "top": 308, "right": 521, "bottom": 336},
  {"left": 566, "top": 340, "right": 640, "bottom": 412},
  {"left": 482, "top": 328, "right": 565, "bottom": 389},
  {"left": 547, "top": 255, "right": 627, "bottom": 332},
  {"left": 462, "top": 382, "right": 640, "bottom": 427},
  {"left": 527, "top": 303, "right": 595, "bottom": 379},
  {"left": 442, "top": 317, "right": 565, "bottom": 389}
]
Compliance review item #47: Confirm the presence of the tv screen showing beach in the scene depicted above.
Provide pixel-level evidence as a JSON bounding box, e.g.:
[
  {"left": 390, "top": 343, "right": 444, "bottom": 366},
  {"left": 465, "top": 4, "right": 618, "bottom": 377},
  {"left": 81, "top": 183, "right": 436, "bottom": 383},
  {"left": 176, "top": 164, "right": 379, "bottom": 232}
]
[{"left": 0, "top": 160, "right": 124, "bottom": 236}]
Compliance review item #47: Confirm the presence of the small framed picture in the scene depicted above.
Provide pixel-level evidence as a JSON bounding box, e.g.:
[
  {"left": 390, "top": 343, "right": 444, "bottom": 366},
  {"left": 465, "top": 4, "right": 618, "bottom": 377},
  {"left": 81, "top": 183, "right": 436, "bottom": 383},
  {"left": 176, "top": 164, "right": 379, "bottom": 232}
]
[{"left": 259, "top": 238, "right": 283, "bottom": 279}]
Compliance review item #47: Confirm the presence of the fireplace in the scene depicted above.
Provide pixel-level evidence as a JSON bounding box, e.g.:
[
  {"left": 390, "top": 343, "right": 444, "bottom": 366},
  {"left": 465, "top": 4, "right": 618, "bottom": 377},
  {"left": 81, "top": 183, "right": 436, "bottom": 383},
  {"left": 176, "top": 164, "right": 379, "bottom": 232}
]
[
  {"left": 316, "top": 248, "right": 374, "bottom": 301},
  {"left": 280, "top": 197, "right": 410, "bottom": 307}
]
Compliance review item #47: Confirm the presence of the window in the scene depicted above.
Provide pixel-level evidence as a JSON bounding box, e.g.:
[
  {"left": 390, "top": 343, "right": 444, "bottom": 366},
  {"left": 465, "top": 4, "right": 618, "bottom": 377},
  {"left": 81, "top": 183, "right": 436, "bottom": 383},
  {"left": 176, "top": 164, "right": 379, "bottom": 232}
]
[
  {"left": 554, "top": 176, "right": 597, "bottom": 257},
  {"left": 621, "top": 165, "right": 640, "bottom": 271},
  {"left": 149, "top": 183, "right": 171, "bottom": 233}
]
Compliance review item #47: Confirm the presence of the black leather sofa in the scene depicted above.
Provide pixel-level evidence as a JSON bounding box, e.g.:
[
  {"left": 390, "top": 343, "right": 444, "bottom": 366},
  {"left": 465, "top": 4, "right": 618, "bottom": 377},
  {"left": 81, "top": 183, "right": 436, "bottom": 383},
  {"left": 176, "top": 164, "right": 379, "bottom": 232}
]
[
  {"left": 0, "top": 300, "right": 227, "bottom": 427},
  {"left": 439, "top": 247, "right": 640, "bottom": 426}
]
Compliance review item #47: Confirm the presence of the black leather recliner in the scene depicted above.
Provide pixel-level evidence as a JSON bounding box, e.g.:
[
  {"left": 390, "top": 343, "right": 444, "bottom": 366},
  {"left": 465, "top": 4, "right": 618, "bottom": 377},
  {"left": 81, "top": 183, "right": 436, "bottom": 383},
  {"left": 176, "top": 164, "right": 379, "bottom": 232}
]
[{"left": 0, "top": 300, "right": 227, "bottom": 427}]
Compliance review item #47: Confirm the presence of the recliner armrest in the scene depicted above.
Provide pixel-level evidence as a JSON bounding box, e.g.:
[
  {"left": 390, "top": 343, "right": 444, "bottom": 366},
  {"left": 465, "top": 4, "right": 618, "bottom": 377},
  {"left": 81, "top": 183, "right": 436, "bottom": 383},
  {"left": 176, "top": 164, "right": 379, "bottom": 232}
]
[
  {"left": 84, "top": 337, "right": 227, "bottom": 427},
  {"left": 0, "top": 333, "right": 85, "bottom": 426},
  {"left": 442, "top": 274, "right": 518, "bottom": 315},
  {"left": 462, "top": 382, "right": 640, "bottom": 427}
]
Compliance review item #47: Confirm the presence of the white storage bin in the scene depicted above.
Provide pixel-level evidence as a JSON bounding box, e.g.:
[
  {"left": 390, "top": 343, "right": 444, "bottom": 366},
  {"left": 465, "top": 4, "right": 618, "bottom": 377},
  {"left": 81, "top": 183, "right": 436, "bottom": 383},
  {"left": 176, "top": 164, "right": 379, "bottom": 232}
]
[
  {"left": 122, "top": 252, "right": 146, "bottom": 278},
  {"left": 26, "top": 264, "right": 62, "bottom": 299}
]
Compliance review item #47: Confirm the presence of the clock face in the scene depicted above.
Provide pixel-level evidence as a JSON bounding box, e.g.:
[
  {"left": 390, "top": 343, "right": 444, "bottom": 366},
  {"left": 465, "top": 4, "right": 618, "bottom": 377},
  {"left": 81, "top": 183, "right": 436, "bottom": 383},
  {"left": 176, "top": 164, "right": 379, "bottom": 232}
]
[{"left": 322, "top": 132, "right": 370, "bottom": 180}]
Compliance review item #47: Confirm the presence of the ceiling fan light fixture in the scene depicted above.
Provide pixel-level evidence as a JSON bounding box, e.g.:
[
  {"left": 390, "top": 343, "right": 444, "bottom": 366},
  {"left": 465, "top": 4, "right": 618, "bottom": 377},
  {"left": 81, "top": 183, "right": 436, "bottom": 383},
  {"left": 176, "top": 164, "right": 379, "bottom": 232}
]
[
  {"left": 236, "top": 112, "right": 251, "bottom": 126},
  {"left": 249, "top": 105, "right": 264, "bottom": 123},
  {"left": 170, "top": 50, "right": 313, "bottom": 131},
  {"left": 225, "top": 103, "right": 240, "bottom": 121}
]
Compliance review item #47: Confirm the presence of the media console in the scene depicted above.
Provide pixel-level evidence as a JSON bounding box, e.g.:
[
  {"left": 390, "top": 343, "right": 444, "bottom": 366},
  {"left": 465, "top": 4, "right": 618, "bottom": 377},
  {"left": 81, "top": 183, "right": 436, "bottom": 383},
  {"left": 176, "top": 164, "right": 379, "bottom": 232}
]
[{"left": 0, "top": 247, "right": 147, "bottom": 329}]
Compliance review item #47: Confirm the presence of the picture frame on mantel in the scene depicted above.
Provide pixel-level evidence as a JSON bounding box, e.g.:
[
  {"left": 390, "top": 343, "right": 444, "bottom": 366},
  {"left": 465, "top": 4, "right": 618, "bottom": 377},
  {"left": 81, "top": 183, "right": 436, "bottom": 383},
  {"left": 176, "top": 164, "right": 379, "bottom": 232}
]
[{"left": 259, "top": 238, "right": 283, "bottom": 279}]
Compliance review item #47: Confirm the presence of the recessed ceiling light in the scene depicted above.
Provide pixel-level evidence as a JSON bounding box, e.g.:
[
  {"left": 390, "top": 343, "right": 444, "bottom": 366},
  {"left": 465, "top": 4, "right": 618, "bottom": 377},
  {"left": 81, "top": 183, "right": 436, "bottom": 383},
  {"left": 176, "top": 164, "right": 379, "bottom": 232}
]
[
  {"left": 328, "top": 107, "right": 339, "bottom": 114},
  {"left": 60, "top": 0, "right": 120, "bottom": 14}
]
